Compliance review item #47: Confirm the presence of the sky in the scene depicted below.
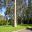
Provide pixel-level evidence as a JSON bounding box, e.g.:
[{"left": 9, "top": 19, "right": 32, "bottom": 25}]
[
  {"left": 0, "top": 6, "right": 6, "bottom": 16},
  {"left": 23, "top": 0, "right": 28, "bottom": 6},
  {"left": 26, "top": 0, "right": 28, "bottom": 6},
  {"left": 0, "top": 0, "right": 13, "bottom": 16},
  {"left": 0, "top": 0, "right": 6, "bottom": 16}
]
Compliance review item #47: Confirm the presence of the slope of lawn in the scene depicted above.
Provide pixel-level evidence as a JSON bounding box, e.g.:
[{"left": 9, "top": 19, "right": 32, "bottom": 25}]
[{"left": 0, "top": 24, "right": 32, "bottom": 32}]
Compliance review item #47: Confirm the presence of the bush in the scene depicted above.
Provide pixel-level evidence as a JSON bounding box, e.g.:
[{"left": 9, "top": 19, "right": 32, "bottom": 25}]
[
  {"left": 0, "top": 20, "right": 7, "bottom": 25},
  {"left": 8, "top": 19, "right": 14, "bottom": 26}
]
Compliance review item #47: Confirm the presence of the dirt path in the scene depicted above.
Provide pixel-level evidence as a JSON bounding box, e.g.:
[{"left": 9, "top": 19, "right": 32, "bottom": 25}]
[{"left": 17, "top": 29, "right": 32, "bottom": 32}]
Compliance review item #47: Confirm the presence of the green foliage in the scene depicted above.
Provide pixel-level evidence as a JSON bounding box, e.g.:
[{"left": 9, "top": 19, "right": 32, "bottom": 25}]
[
  {"left": 0, "top": 19, "right": 14, "bottom": 26},
  {"left": 5, "top": 1, "right": 15, "bottom": 15},
  {"left": 17, "top": 16, "right": 23, "bottom": 24},
  {"left": 8, "top": 19, "right": 14, "bottom": 26},
  {"left": 0, "top": 20, "right": 7, "bottom": 25},
  {"left": 5, "top": 7, "right": 11, "bottom": 15}
]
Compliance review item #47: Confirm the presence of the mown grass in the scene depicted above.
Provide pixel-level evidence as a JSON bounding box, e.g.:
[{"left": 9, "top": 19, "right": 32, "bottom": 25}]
[
  {"left": 0, "top": 25, "right": 26, "bottom": 32},
  {"left": 0, "top": 24, "right": 32, "bottom": 32}
]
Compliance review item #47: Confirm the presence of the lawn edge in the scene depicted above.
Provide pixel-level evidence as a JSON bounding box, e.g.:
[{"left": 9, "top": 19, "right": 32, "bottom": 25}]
[{"left": 12, "top": 28, "right": 26, "bottom": 32}]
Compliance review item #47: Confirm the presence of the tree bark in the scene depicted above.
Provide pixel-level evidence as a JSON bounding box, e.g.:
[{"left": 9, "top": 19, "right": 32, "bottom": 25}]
[{"left": 14, "top": 0, "right": 17, "bottom": 27}]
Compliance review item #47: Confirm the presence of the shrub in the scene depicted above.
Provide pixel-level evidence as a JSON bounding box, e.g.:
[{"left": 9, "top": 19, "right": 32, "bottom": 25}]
[
  {"left": 8, "top": 19, "right": 14, "bottom": 26},
  {"left": 0, "top": 20, "right": 7, "bottom": 25}
]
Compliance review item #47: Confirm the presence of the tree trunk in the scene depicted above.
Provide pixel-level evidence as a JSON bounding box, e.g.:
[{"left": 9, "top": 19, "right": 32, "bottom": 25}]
[{"left": 14, "top": 0, "right": 17, "bottom": 27}]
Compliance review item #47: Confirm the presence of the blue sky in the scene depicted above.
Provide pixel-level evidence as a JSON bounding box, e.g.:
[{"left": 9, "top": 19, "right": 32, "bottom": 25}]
[
  {"left": 26, "top": 0, "right": 28, "bottom": 6},
  {"left": 24, "top": 0, "right": 28, "bottom": 6},
  {"left": 0, "top": 1, "right": 14, "bottom": 16},
  {"left": 0, "top": 6, "right": 6, "bottom": 16}
]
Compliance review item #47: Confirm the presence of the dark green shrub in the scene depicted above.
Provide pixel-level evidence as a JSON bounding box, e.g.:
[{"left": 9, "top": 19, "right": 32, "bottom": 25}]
[
  {"left": 0, "top": 20, "right": 7, "bottom": 25},
  {"left": 8, "top": 19, "right": 14, "bottom": 26}
]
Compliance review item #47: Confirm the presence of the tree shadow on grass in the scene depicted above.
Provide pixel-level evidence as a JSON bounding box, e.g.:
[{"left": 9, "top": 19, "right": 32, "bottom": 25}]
[{"left": 26, "top": 27, "right": 32, "bottom": 31}]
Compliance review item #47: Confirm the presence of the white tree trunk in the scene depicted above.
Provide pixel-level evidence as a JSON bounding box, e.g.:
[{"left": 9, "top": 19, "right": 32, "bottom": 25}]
[{"left": 14, "top": 0, "right": 17, "bottom": 27}]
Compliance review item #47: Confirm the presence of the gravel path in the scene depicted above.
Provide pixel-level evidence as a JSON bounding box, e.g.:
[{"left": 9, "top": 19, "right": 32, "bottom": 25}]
[
  {"left": 13, "top": 29, "right": 32, "bottom": 32},
  {"left": 18, "top": 29, "right": 32, "bottom": 32}
]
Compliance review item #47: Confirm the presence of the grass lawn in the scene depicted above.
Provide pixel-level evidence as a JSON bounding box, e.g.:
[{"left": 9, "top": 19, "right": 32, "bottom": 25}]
[{"left": 0, "top": 24, "right": 32, "bottom": 32}]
